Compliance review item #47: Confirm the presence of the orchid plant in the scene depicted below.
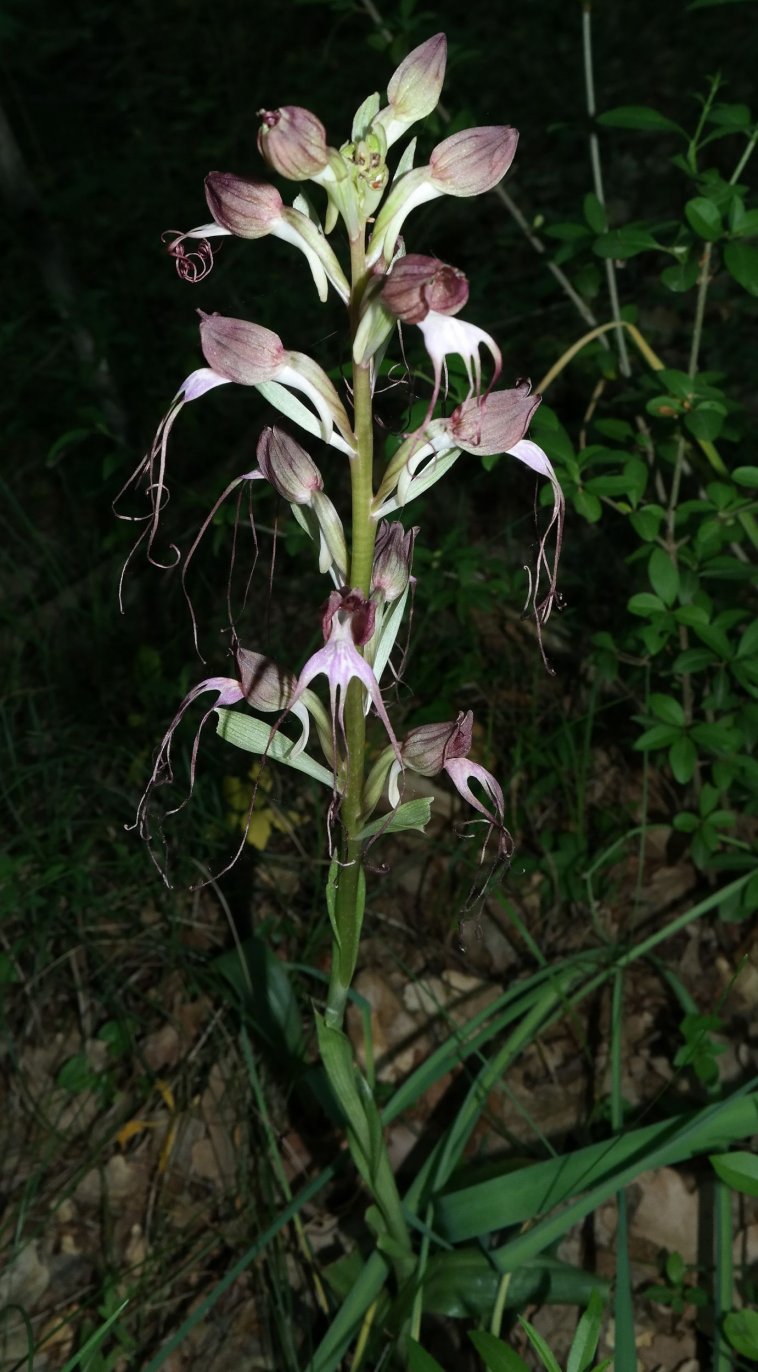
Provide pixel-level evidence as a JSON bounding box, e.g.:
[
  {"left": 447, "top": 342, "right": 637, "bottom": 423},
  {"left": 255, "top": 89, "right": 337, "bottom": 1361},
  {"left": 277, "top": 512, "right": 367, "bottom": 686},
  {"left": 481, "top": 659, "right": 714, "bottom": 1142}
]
[{"left": 121, "top": 33, "right": 564, "bottom": 1318}]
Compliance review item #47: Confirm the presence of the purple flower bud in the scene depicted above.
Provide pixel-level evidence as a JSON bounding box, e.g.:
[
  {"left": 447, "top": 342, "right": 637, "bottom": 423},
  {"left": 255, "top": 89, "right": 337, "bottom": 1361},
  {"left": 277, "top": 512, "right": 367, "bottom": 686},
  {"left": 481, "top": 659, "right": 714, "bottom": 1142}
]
[
  {"left": 199, "top": 312, "right": 285, "bottom": 384},
  {"left": 381, "top": 254, "right": 469, "bottom": 325},
  {"left": 429, "top": 126, "right": 519, "bottom": 197},
  {"left": 205, "top": 173, "right": 284, "bottom": 237},
  {"left": 451, "top": 383, "right": 541, "bottom": 454},
  {"left": 257, "top": 426, "right": 323, "bottom": 504},
  {"left": 236, "top": 647, "right": 297, "bottom": 712},
  {"left": 386, "top": 33, "right": 447, "bottom": 124},
  {"left": 371, "top": 521, "right": 418, "bottom": 601},
  {"left": 401, "top": 712, "right": 473, "bottom": 776},
  {"left": 257, "top": 105, "right": 330, "bottom": 181}
]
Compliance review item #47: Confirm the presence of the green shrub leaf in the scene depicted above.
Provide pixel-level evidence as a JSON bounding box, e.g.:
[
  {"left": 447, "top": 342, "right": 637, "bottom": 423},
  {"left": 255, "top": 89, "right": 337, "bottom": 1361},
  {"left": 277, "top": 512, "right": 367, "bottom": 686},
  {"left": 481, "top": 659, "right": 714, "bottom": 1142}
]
[
  {"left": 724, "top": 241, "right": 758, "bottom": 296},
  {"left": 648, "top": 549, "right": 680, "bottom": 606},
  {"left": 670, "top": 735, "right": 697, "bottom": 783},
  {"left": 597, "top": 106, "right": 683, "bottom": 133},
  {"left": 594, "top": 227, "right": 662, "bottom": 259},
  {"left": 583, "top": 193, "right": 608, "bottom": 234},
  {"left": 684, "top": 197, "right": 723, "bottom": 241}
]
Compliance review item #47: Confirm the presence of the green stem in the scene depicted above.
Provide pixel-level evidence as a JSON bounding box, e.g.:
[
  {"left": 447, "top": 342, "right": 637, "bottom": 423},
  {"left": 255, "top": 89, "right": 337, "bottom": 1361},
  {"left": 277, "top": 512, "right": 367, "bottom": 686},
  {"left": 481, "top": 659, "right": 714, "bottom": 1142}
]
[
  {"left": 687, "top": 74, "right": 722, "bottom": 174},
  {"left": 687, "top": 240, "right": 713, "bottom": 383},
  {"left": 713, "top": 1175, "right": 734, "bottom": 1372},
  {"left": 325, "top": 232, "right": 380, "bottom": 1031},
  {"left": 582, "top": 2, "right": 631, "bottom": 376},
  {"left": 730, "top": 129, "right": 758, "bottom": 185},
  {"left": 317, "top": 224, "right": 414, "bottom": 1299}
]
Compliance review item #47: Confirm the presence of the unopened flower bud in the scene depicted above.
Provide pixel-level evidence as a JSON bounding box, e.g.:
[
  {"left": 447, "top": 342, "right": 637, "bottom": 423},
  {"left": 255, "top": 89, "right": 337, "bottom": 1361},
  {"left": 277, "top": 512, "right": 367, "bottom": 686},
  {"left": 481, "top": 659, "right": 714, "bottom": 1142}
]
[
  {"left": 257, "top": 106, "right": 329, "bottom": 181},
  {"left": 205, "top": 173, "right": 284, "bottom": 237},
  {"left": 376, "top": 34, "right": 447, "bottom": 147},
  {"left": 401, "top": 711, "right": 473, "bottom": 775},
  {"left": 451, "top": 382, "right": 541, "bottom": 454},
  {"left": 366, "top": 126, "right": 518, "bottom": 268},
  {"left": 371, "top": 521, "right": 418, "bottom": 601},
  {"left": 236, "top": 648, "right": 296, "bottom": 712},
  {"left": 430, "top": 126, "right": 518, "bottom": 197},
  {"left": 381, "top": 254, "right": 468, "bottom": 324},
  {"left": 199, "top": 312, "right": 285, "bottom": 384},
  {"left": 257, "top": 426, "right": 323, "bottom": 504}
]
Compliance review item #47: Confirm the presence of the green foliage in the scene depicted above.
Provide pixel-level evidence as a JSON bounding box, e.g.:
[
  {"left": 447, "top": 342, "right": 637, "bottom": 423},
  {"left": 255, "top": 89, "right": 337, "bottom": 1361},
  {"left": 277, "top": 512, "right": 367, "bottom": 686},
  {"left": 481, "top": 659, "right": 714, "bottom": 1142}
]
[
  {"left": 534, "top": 74, "right": 758, "bottom": 884},
  {"left": 643, "top": 1250, "right": 709, "bottom": 1315},
  {"left": 724, "top": 1307, "right": 758, "bottom": 1359},
  {"left": 710, "top": 1149, "right": 758, "bottom": 1197}
]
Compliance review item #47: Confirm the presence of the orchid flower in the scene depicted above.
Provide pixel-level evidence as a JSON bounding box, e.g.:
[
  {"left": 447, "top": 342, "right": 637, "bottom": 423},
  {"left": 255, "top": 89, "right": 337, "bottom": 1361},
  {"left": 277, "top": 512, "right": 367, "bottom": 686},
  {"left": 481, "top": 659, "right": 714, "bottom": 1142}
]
[
  {"left": 431, "top": 389, "right": 564, "bottom": 636},
  {"left": 165, "top": 172, "right": 350, "bottom": 303},
  {"left": 388, "top": 711, "right": 512, "bottom": 859},
  {"left": 115, "top": 313, "right": 356, "bottom": 578},
  {"left": 416, "top": 312, "right": 502, "bottom": 431},
  {"left": 380, "top": 253, "right": 500, "bottom": 430},
  {"left": 285, "top": 589, "right": 402, "bottom": 779}
]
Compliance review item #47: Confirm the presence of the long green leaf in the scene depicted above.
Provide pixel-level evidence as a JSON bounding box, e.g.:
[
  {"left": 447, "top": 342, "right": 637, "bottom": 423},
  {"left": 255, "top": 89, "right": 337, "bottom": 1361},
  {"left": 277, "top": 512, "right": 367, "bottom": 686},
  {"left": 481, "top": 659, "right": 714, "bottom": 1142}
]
[
  {"left": 385, "top": 955, "right": 603, "bottom": 1129},
  {"left": 469, "top": 1329, "right": 530, "bottom": 1371},
  {"left": 436, "top": 1092, "right": 758, "bottom": 1243},
  {"left": 60, "top": 1301, "right": 129, "bottom": 1371},
  {"left": 307, "top": 1251, "right": 389, "bottom": 1372},
  {"left": 488, "top": 1088, "right": 758, "bottom": 1272},
  {"left": 216, "top": 708, "right": 336, "bottom": 787},
  {"left": 408, "top": 1342, "right": 447, "bottom": 1372},
  {"left": 519, "top": 1316, "right": 562, "bottom": 1372},
  {"left": 357, "top": 797, "right": 433, "bottom": 839},
  {"left": 416, "top": 1250, "right": 609, "bottom": 1321},
  {"left": 566, "top": 1290, "right": 605, "bottom": 1372},
  {"left": 613, "top": 1192, "right": 635, "bottom": 1372}
]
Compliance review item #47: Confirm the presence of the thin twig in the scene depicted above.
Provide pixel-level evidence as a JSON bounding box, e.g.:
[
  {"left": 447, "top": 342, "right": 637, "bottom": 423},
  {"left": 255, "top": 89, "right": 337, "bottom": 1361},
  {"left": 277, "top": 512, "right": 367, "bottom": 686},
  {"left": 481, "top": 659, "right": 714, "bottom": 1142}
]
[{"left": 582, "top": 2, "right": 631, "bottom": 374}]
